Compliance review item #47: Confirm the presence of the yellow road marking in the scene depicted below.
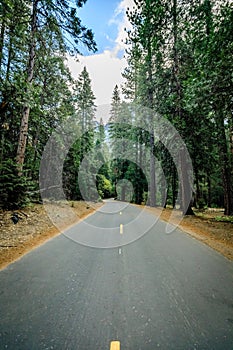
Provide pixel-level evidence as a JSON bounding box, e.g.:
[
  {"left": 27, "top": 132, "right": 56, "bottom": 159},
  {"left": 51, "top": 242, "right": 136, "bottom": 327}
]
[
  {"left": 120, "top": 224, "right": 123, "bottom": 234},
  {"left": 120, "top": 211, "right": 122, "bottom": 215},
  {"left": 110, "top": 341, "right": 120, "bottom": 350}
]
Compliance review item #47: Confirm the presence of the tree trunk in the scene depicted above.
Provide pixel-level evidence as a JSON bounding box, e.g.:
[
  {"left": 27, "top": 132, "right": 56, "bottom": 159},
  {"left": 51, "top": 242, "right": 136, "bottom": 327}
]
[
  {"left": 172, "top": 163, "right": 177, "bottom": 209},
  {"left": 121, "top": 185, "right": 126, "bottom": 202},
  {"left": 149, "top": 130, "right": 156, "bottom": 207},
  {"left": 207, "top": 173, "right": 211, "bottom": 208},
  {"left": 135, "top": 132, "right": 140, "bottom": 204},
  {"left": 6, "top": 30, "right": 13, "bottom": 81},
  {"left": 147, "top": 37, "right": 156, "bottom": 207},
  {"left": 16, "top": 0, "right": 38, "bottom": 171},
  {"left": 136, "top": 129, "right": 144, "bottom": 205},
  {"left": 0, "top": 19, "right": 5, "bottom": 70},
  {"left": 172, "top": 0, "right": 193, "bottom": 215},
  {"left": 172, "top": 0, "right": 182, "bottom": 119},
  {"left": 229, "top": 115, "right": 233, "bottom": 169},
  {"left": 215, "top": 110, "right": 233, "bottom": 215},
  {"left": 194, "top": 166, "right": 200, "bottom": 208},
  {"left": 180, "top": 147, "right": 194, "bottom": 215}
]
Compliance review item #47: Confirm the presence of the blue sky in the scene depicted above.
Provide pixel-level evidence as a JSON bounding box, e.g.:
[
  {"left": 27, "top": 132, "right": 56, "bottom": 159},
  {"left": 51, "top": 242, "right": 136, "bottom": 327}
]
[
  {"left": 68, "top": 0, "right": 134, "bottom": 109},
  {"left": 77, "top": 0, "right": 121, "bottom": 55}
]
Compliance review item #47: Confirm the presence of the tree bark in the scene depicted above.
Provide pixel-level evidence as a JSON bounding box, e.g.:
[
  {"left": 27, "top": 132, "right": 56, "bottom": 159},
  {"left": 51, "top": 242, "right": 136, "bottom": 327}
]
[
  {"left": 194, "top": 166, "right": 200, "bottom": 208},
  {"left": 207, "top": 173, "right": 211, "bottom": 208},
  {"left": 147, "top": 37, "right": 156, "bottom": 207},
  {"left": 179, "top": 147, "right": 194, "bottom": 215},
  {"left": 215, "top": 110, "right": 233, "bottom": 215},
  {"left": 16, "top": 0, "right": 38, "bottom": 171},
  {"left": 172, "top": 163, "right": 177, "bottom": 208},
  {"left": 149, "top": 130, "right": 156, "bottom": 206},
  {"left": 172, "top": 0, "right": 194, "bottom": 215},
  {"left": 6, "top": 29, "right": 13, "bottom": 81},
  {"left": 0, "top": 23, "right": 5, "bottom": 71}
]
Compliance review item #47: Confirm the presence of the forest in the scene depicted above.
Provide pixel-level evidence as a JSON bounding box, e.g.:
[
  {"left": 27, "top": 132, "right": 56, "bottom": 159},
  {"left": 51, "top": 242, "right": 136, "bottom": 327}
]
[{"left": 0, "top": 0, "right": 232, "bottom": 216}]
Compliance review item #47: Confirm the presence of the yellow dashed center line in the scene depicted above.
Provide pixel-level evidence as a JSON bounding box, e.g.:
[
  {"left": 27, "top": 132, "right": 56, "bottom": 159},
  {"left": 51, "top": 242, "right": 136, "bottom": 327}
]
[
  {"left": 110, "top": 340, "right": 120, "bottom": 350},
  {"left": 120, "top": 224, "right": 123, "bottom": 234}
]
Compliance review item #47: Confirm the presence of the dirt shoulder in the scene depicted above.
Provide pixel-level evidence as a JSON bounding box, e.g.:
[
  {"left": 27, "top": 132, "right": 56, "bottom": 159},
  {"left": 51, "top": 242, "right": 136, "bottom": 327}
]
[
  {"left": 0, "top": 201, "right": 103, "bottom": 270},
  {"left": 144, "top": 206, "right": 233, "bottom": 261}
]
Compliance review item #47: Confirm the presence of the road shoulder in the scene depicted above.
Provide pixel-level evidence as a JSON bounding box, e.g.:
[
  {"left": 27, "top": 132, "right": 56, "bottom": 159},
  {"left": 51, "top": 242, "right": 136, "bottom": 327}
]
[
  {"left": 0, "top": 201, "right": 103, "bottom": 270},
  {"left": 143, "top": 206, "right": 233, "bottom": 261}
]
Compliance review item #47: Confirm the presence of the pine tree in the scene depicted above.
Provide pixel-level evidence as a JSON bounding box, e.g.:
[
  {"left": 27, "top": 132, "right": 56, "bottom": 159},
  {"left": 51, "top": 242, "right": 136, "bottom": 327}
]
[
  {"left": 16, "top": 0, "right": 96, "bottom": 172},
  {"left": 63, "top": 67, "right": 96, "bottom": 201},
  {"left": 124, "top": 0, "right": 169, "bottom": 207},
  {"left": 0, "top": 0, "right": 96, "bottom": 208},
  {"left": 74, "top": 66, "right": 96, "bottom": 157}
]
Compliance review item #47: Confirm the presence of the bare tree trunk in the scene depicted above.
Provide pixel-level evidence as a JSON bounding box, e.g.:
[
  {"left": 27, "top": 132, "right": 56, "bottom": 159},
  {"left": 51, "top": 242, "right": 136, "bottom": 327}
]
[
  {"left": 149, "top": 130, "right": 156, "bottom": 206},
  {"left": 180, "top": 147, "right": 194, "bottom": 215},
  {"left": 172, "top": 0, "right": 194, "bottom": 214},
  {"left": 6, "top": 29, "right": 13, "bottom": 81},
  {"left": 172, "top": 163, "right": 177, "bottom": 208},
  {"left": 215, "top": 110, "right": 233, "bottom": 215},
  {"left": 16, "top": 0, "right": 38, "bottom": 172},
  {"left": 229, "top": 114, "right": 233, "bottom": 169},
  {"left": 207, "top": 173, "right": 211, "bottom": 208},
  {"left": 194, "top": 166, "right": 200, "bottom": 208},
  {"left": 0, "top": 20, "right": 5, "bottom": 70},
  {"left": 140, "top": 130, "right": 144, "bottom": 204},
  {"left": 135, "top": 132, "right": 139, "bottom": 204},
  {"left": 147, "top": 39, "right": 156, "bottom": 207}
]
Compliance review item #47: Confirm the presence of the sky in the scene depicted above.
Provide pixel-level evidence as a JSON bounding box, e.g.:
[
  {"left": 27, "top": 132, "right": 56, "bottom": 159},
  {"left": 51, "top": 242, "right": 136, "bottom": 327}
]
[{"left": 67, "top": 0, "right": 134, "bottom": 109}]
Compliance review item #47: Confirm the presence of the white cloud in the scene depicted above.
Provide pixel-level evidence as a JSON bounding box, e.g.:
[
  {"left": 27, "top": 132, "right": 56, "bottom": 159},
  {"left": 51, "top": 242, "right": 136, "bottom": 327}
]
[
  {"left": 67, "top": 50, "right": 126, "bottom": 107},
  {"left": 110, "top": 0, "right": 134, "bottom": 57},
  {"left": 66, "top": 0, "right": 135, "bottom": 115}
]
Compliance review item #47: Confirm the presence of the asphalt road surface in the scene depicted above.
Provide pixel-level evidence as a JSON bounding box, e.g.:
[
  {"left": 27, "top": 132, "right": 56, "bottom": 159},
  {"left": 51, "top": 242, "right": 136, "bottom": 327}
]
[{"left": 0, "top": 201, "right": 233, "bottom": 349}]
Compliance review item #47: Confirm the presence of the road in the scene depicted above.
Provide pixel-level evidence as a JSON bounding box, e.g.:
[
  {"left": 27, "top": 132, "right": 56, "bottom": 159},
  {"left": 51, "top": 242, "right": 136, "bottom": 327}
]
[{"left": 0, "top": 201, "right": 233, "bottom": 349}]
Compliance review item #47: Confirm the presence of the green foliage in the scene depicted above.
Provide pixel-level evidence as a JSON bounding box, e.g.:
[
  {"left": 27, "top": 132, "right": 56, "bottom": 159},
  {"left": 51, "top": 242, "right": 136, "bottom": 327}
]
[
  {"left": 63, "top": 67, "right": 97, "bottom": 201},
  {"left": 96, "top": 174, "right": 113, "bottom": 199},
  {"left": 0, "top": 0, "right": 96, "bottom": 209},
  {"left": 214, "top": 216, "right": 233, "bottom": 224},
  {"left": 122, "top": 0, "right": 233, "bottom": 214},
  {"left": 0, "top": 0, "right": 232, "bottom": 215},
  {"left": 0, "top": 160, "right": 31, "bottom": 209}
]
